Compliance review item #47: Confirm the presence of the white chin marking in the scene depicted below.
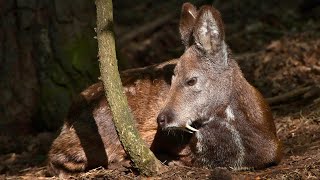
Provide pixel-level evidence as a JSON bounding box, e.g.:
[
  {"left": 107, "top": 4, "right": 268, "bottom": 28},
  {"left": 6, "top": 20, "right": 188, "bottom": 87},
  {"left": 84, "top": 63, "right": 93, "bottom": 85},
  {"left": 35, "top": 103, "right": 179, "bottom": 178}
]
[
  {"left": 195, "top": 131, "right": 203, "bottom": 152},
  {"left": 225, "top": 105, "right": 235, "bottom": 121},
  {"left": 222, "top": 106, "right": 245, "bottom": 167}
]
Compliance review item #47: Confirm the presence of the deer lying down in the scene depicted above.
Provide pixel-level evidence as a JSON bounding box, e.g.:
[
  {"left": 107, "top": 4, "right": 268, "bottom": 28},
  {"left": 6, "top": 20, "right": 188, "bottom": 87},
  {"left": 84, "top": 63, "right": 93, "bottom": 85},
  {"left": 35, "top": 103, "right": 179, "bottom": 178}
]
[
  {"left": 47, "top": 3, "right": 282, "bottom": 177},
  {"left": 47, "top": 60, "right": 176, "bottom": 177}
]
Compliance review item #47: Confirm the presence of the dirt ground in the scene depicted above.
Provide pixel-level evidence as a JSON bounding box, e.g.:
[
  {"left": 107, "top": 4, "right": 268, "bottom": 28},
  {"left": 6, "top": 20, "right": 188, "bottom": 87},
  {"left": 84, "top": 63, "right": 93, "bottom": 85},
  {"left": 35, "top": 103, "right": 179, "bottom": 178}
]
[{"left": 1, "top": 1, "right": 320, "bottom": 179}]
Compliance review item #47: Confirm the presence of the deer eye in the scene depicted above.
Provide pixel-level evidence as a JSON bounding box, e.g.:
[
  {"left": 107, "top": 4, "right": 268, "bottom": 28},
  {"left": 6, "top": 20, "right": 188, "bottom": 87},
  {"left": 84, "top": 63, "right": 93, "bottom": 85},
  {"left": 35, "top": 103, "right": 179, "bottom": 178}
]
[{"left": 186, "top": 77, "right": 197, "bottom": 86}]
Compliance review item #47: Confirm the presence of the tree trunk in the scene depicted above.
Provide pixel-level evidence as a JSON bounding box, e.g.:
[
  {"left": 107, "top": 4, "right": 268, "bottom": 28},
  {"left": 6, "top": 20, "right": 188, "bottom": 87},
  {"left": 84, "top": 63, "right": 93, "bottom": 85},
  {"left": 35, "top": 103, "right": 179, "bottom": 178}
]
[{"left": 94, "top": 0, "right": 164, "bottom": 176}]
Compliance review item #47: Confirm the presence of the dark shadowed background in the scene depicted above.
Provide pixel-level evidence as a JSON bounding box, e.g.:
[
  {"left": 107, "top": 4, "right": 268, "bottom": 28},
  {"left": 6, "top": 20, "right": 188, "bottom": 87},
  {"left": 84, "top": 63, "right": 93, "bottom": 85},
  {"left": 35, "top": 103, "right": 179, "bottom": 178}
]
[{"left": 0, "top": 0, "right": 319, "bottom": 179}]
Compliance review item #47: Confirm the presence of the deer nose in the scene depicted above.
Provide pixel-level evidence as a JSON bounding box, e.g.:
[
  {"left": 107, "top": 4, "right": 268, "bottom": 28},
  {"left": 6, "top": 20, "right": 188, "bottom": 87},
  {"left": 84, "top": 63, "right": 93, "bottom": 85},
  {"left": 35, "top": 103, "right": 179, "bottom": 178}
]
[
  {"left": 157, "top": 113, "right": 167, "bottom": 127},
  {"left": 157, "top": 109, "right": 174, "bottom": 128}
]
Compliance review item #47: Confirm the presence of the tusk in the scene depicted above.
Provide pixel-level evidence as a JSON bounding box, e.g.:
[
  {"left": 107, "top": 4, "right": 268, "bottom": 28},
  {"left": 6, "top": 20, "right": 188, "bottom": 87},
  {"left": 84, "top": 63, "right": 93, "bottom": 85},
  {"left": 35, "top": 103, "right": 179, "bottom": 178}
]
[
  {"left": 186, "top": 124, "right": 199, "bottom": 132},
  {"left": 181, "top": 128, "right": 194, "bottom": 134}
]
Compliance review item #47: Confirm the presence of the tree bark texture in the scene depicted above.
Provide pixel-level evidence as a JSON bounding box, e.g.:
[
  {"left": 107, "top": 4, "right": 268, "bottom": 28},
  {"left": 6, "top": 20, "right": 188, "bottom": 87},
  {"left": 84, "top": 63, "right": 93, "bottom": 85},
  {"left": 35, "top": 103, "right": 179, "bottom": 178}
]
[
  {"left": 95, "top": 0, "right": 163, "bottom": 176},
  {"left": 0, "top": 0, "right": 99, "bottom": 133}
]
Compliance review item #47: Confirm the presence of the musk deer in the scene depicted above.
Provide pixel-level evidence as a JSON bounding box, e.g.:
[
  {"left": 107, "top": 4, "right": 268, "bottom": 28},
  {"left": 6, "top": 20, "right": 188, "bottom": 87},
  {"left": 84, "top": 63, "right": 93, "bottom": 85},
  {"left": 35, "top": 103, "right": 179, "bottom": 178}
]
[
  {"left": 47, "top": 3, "right": 281, "bottom": 177},
  {"left": 153, "top": 3, "right": 282, "bottom": 169}
]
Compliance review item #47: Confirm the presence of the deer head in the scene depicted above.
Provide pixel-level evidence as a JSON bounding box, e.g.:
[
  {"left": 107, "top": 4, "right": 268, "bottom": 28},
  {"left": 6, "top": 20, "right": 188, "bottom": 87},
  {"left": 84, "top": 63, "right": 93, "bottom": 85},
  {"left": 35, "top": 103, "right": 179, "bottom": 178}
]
[{"left": 157, "top": 4, "right": 234, "bottom": 133}]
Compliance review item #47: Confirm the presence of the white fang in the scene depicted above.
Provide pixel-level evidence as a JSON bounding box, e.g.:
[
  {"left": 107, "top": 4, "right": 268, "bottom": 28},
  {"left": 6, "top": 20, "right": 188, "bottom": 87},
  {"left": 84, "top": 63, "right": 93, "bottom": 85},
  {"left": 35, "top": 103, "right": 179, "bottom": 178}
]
[{"left": 186, "top": 124, "right": 199, "bottom": 132}]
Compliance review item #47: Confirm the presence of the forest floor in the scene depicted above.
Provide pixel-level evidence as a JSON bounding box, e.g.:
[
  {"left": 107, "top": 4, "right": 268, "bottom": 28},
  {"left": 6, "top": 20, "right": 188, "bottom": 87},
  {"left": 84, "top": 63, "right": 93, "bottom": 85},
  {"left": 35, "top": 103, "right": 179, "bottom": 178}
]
[{"left": 1, "top": 0, "right": 320, "bottom": 179}]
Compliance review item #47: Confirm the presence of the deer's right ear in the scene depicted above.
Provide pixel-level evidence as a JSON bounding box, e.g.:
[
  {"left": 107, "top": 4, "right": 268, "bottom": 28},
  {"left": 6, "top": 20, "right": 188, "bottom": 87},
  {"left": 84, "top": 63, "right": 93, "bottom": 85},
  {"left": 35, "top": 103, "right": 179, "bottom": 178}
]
[
  {"left": 179, "top": 3, "right": 197, "bottom": 48},
  {"left": 193, "top": 6, "right": 225, "bottom": 54}
]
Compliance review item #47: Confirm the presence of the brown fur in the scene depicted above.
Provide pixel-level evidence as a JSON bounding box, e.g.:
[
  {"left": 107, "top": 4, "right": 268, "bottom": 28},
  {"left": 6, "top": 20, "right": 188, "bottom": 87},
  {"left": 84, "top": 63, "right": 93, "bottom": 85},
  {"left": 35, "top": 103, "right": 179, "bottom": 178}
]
[
  {"left": 156, "top": 3, "right": 282, "bottom": 169},
  {"left": 47, "top": 60, "right": 176, "bottom": 177},
  {"left": 48, "top": 3, "right": 282, "bottom": 177}
]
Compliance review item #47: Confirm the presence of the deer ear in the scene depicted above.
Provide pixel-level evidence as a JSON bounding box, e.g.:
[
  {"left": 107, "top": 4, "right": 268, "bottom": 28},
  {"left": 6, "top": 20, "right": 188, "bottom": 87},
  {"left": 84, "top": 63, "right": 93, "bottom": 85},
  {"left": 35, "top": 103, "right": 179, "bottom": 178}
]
[
  {"left": 179, "top": 3, "right": 197, "bottom": 48},
  {"left": 193, "top": 6, "right": 225, "bottom": 54}
]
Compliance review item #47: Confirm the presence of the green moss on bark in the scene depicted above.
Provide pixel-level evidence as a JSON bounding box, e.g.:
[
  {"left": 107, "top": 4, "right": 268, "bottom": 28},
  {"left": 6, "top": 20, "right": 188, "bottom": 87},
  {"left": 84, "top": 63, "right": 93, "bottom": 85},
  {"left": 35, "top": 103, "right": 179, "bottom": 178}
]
[{"left": 95, "top": 0, "right": 165, "bottom": 176}]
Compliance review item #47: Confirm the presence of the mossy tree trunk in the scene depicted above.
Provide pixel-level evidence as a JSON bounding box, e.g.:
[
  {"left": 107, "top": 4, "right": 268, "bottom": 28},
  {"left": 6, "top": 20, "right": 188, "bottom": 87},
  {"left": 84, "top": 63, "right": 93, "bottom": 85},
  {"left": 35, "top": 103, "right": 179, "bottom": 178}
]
[{"left": 94, "top": 0, "right": 165, "bottom": 176}]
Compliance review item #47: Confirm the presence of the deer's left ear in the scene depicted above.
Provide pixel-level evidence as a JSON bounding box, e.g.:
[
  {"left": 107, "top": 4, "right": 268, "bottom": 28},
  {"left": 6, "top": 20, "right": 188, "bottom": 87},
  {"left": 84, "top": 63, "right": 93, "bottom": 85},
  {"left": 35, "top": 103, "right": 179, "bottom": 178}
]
[{"left": 193, "top": 6, "right": 225, "bottom": 54}]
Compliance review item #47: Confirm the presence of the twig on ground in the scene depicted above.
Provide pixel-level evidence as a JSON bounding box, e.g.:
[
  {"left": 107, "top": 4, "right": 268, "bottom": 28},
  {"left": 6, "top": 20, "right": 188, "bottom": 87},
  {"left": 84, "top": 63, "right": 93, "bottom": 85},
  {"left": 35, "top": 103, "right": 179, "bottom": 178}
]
[{"left": 266, "top": 86, "right": 313, "bottom": 105}]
